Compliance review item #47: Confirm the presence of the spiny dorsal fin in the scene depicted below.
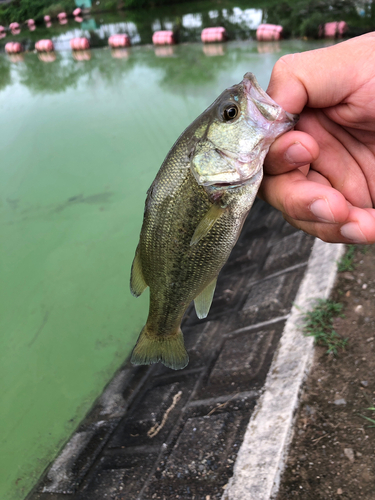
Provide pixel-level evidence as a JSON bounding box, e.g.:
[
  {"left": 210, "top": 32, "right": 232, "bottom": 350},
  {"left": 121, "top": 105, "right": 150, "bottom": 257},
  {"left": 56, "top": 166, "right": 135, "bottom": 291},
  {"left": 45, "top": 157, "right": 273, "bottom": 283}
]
[
  {"left": 190, "top": 203, "right": 226, "bottom": 246},
  {"left": 130, "top": 246, "right": 147, "bottom": 297},
  {"left": 194, "top": 278, "right": 217, "bottom": 319}
]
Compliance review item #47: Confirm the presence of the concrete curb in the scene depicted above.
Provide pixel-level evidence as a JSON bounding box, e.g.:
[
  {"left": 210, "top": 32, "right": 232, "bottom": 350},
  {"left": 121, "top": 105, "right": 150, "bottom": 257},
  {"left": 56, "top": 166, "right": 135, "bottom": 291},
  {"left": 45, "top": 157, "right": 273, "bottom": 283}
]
[{"left": 223, "top": 239, "right": 345, "bottom": 500}]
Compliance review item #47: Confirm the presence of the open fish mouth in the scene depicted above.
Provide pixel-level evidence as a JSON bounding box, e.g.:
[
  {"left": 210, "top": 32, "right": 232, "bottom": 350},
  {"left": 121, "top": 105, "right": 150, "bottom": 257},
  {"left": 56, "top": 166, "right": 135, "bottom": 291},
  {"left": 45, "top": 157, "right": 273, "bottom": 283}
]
[{"left": 242, "top": 72, "right": 299, "bottom": 128}]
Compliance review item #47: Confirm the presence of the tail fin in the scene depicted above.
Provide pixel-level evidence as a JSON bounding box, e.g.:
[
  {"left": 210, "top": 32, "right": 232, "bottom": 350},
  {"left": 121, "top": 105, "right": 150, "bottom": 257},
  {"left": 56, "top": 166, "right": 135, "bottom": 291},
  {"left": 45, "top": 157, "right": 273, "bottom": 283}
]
[{"left": 131, "top": 327, "right": 189, "bottom": 370}]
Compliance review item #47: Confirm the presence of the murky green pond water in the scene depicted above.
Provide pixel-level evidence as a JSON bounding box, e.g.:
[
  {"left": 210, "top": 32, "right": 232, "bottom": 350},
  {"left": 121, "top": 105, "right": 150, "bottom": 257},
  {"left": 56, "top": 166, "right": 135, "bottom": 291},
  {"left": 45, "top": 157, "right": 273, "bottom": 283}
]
[{"left": 0, "top": 37, "right": 330, "bottom": 500}]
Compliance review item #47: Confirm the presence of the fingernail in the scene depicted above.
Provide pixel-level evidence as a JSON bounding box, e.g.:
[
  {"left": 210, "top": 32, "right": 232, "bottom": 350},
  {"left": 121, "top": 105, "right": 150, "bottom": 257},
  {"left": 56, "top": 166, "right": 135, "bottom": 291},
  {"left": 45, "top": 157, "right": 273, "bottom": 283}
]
[
  {"left": 340, "top": 223, "right": 367, "bottom": 243},
  {"left": 284, "top": 142, "right": 313, "bottom": 166},
  {"left": 310, "top": 199, "right": 335, "bottom": 223}
]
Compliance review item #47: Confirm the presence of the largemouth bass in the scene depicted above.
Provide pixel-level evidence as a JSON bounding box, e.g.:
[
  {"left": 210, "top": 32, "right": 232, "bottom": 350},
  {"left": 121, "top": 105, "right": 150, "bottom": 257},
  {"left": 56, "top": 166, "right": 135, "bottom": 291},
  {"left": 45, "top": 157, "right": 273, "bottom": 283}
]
[{"left": 130, "top": 73, "right": 297, "bottom": 370}]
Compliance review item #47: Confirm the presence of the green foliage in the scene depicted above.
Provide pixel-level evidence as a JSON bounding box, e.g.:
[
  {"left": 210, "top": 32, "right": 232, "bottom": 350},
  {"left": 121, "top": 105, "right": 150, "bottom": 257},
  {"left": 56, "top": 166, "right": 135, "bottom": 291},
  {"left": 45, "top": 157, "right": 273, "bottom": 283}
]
[
  {"left": 42, "top": 1, "right": 75, "bottom": 19},
  {"left": 359, "top": 407, "right": 375, "bottom": 427},
  {"left": 302, "top": 299, "right": 347, "bottom": 355},
  {"left": 0, "top": 0, "right": 75, "bottom": 24},
  {"left": 265, "top": 0, "right": 371, "bottom": 38},
  {"left": 337, "top": 245, "right": 356, "bottom": 272}
]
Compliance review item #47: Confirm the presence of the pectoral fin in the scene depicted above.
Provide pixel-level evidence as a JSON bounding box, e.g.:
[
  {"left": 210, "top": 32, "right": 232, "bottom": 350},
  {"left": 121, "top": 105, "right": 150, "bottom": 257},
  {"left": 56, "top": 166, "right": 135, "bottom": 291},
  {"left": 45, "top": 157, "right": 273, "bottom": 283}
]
[
  {"left": 130, "top": 246, "right": 147, "bottom": 297},
  {"left": 190, "top": 203, "right": 226, "bottom": 246},
  {"left": 194, "top": 278, "right": 217, "bottom": 319}
]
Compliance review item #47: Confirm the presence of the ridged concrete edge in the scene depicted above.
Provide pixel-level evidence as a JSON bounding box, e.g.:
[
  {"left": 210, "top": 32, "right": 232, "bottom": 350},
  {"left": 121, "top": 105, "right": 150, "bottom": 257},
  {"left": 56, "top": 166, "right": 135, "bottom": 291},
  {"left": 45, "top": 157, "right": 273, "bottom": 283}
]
[{"left": 223, "top": 239, "right": 345, "bottom": 500}]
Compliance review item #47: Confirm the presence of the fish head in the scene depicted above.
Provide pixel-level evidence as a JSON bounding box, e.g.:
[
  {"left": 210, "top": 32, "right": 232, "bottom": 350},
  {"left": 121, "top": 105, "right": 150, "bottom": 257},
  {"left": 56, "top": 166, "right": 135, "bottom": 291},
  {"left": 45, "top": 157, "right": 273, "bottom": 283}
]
[{"left": 190, "top": 72, "right": 298, "bottom": 187}]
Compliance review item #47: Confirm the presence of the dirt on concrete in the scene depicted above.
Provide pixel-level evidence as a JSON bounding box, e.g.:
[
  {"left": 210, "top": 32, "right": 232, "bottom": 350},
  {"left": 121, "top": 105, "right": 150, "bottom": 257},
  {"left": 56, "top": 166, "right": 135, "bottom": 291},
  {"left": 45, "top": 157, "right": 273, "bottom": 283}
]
[{"left": 277, "top": 244, "right": 375, "bottom": 500}]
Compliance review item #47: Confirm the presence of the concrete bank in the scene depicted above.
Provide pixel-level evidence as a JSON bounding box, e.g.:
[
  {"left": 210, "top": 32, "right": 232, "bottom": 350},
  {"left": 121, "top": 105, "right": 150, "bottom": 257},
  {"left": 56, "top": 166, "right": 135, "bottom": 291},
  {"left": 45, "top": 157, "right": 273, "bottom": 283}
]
[{"left": 27, "top": 200, "right": 342, "bottom": 500}]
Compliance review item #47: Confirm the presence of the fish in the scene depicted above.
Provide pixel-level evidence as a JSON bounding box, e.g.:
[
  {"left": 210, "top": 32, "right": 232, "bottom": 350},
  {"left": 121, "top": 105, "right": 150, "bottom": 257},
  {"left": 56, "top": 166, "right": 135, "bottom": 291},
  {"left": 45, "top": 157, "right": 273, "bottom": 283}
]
[{"left": 130, "top": 72, "right": 298, "bottom": 370}]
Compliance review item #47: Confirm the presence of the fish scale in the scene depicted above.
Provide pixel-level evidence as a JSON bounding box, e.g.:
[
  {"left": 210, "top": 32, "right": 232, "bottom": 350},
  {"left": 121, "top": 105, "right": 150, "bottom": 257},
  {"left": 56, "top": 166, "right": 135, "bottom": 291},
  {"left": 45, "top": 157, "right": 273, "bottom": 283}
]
[{"left": 130, "top": 73, "right": 298, "bottom": 370}]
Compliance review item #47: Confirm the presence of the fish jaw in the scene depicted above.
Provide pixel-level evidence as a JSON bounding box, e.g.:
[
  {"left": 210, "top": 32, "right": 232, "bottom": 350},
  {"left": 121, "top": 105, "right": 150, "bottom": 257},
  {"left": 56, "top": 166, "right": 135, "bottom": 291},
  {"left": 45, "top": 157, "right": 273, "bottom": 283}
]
[
  {"left": 190, "top": 73, "right": 298, "bottom": 188},
  {"left": 242, "top": 72, "right": 298, "bottom": 141}
]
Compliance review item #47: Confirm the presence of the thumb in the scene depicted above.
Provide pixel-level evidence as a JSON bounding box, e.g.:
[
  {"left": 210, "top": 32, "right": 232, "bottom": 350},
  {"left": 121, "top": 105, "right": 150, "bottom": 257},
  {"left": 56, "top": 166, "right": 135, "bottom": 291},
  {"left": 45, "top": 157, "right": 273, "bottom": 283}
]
[{"left": 266, "top": 33, "right": 375, "bottom": 113}]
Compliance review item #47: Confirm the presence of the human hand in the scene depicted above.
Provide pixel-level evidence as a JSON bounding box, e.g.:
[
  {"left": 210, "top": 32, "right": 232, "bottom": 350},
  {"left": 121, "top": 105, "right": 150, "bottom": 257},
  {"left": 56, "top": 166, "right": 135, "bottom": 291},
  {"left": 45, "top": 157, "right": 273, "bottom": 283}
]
[{"left": 260, "top": 32, "right": 375, "bottom": 244}]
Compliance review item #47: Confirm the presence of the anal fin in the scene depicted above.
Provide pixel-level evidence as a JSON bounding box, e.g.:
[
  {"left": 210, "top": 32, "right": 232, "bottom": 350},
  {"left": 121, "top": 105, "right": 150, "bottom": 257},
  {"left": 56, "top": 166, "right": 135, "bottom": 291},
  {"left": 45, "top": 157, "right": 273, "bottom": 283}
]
[
  {"left": 190, "top": 203, "right": 226, "bottom": 246},
  {"left": 130, "top": 246, "right": 147, "bottom": 297},
  {"left": 194, "top": 278, "right": 217, "bottom": 319}
]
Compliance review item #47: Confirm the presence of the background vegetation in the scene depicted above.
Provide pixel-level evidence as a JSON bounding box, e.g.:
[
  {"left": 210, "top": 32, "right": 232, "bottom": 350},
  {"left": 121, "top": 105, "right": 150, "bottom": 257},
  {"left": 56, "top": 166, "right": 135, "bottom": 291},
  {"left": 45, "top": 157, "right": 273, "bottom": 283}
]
[{"left": 0, "top": 0, "right": 374, "bottom": 38}]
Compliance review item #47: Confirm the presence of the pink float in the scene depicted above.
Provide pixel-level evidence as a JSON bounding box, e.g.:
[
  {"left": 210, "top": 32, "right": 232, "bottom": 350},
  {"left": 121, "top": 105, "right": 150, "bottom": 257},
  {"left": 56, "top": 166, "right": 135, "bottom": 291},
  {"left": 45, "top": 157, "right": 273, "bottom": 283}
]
[
  {"left": 73, "top": 8, "right": 82, "bottom": 16},
  {"left": 44, "top": 15, "right": 51, "bottom": 22},
  {"left": 152, "top": 30, "right": 175, "bottom": 45},
  {"left": 70, "top": 37, "right": 90, "bottom": 50},
  {"left": 154, "top": 46, "right": 175, "bottom": 57},
  {"left": 74, "top": 16, "right": 83, "bottom": 22},
  {"left": 57, "top": 12, "right": 68, "bottom": 24},
  {"left": 27, "top": 19, "right": 36, "bottom": 31},
  {"left": 319, "top": 21, "right": 348, "bottom": 38},
  {"left": 5, "top": 41, "right": 23, "bottom": 54},
  {"left": 9, "top": 54, "right": 24, "bottom": 62},
  {"left": 9, "top": 22, "right": 21, "bottom": 35},
  {"left": 201, "top": 27, "right": 226, "bottom": 43},
  {"left": 257, "top": 41, "right": 280, "bottom": 54},
  {"left": 108, "top": 34, "right": 131, "bottom": 48},
  {"left": 38, "top": 52, "right": 56, "bottom": 63},
  {"left": 203, "top": 43, "right": 225, "bottom": 56},
  {"left": 72, "top": 50, "right": 91, "bottom": 61},
  {"left": 111, "top": 48, "right": 130, "bottom": 59},
  {"left": 35, "top": 39, "right": 55, "bottom": 52},
  {"left": 256, "top": 24, "right": 283, "bottom": 41}
]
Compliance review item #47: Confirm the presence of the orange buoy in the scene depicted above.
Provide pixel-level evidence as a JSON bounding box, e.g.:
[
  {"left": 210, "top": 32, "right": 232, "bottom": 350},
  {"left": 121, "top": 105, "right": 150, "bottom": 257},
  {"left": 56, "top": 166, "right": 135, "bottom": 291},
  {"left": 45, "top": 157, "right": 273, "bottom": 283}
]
[
  {"left": 70, "top": 37, "right": 90, "bottom": 50},
  {"left": 57, "top": 12, "right": 67, "bottom": 25},
  {"left": 152, "top": 30, "right": 175, "bottom": 45},
  {"left": 256, "top": 24, "right": 283, "bottom": 41},
  {"left": 72, "top": 50, "right": 91, "bottom": 61},
  {"left": 35, "top": 39, "right": 54, "bottom": 52},
  {"left": 38, "top": 52, "right": 56, "bottom": 63},
  {"left": 9, "top": 22, "right": 21, "bottom": 35},
  {"left": 108, "top": 34, "right": 131, "bottom": 48},
  {"left": 5, "top": 41, "right": 23, "bottom": 54},
  {"left": 319, "top": 21, "right": 348, "bottom": 38},
  {"left": 201, "top": 27, "right": 227, "bottom": 43}
]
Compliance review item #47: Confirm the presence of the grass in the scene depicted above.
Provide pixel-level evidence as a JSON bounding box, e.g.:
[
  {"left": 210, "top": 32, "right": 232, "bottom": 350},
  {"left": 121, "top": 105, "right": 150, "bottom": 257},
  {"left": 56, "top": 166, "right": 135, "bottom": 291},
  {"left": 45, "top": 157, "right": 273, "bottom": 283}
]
[
  {"left": 302, "top": 299, "right": 348, "bottom": 355},
  {"left": 359, "top": 407, "right": 375, "bottom": 427},
  {"left": 337, "top": 245, "right": 356, "bottom": 272}
]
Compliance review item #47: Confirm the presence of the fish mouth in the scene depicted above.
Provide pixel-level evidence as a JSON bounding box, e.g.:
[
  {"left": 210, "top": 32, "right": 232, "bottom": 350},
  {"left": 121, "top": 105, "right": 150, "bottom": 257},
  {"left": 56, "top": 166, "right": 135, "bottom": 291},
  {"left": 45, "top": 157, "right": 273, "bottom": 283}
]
[{"left": 242, "top": 72, "right": 299, "bottom": 128}]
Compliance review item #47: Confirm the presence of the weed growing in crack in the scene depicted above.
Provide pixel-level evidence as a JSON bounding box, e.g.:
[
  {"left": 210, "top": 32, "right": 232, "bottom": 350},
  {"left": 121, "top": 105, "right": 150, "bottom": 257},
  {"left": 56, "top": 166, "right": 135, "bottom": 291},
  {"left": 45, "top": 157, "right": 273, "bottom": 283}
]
[
  {"left": 302, "top": 299, "right": 348, "bottom": 355},
  {"left": 359, "top": 407, "right": 375, "bottom": 427},
  {"left": 338, "top": 245, "right": 356, "bottom": 272}
]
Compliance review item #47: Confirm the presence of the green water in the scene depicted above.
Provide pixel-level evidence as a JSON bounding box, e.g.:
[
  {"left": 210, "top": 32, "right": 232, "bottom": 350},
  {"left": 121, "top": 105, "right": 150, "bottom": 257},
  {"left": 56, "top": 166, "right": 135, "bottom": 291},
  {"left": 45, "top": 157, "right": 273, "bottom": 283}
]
[{"left": 0, "top": 39, "right": 329, "bottom": 499}]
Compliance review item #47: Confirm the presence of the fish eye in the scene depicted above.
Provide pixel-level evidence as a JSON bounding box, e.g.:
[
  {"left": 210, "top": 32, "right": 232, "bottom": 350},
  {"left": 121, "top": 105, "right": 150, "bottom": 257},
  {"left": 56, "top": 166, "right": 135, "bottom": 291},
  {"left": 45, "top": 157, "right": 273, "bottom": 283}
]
[{"left": 222, "top": 104, "right": 239, "bottom": 121}]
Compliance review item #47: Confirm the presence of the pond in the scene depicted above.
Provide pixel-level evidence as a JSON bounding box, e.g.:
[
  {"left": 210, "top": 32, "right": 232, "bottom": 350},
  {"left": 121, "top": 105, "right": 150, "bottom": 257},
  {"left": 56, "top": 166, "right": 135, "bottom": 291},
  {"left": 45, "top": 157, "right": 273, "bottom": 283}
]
[{"left": 0, "top": 10, "right": 333, "bottom": 500}]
